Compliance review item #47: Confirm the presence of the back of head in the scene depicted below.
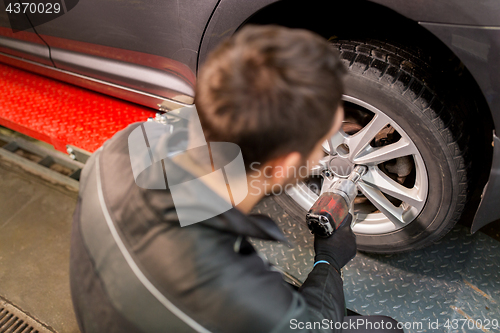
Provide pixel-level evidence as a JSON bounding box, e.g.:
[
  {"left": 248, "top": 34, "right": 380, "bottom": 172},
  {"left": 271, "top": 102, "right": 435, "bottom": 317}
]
[{"left": 195, "top": 25, "right": 346, "bottom": 169}]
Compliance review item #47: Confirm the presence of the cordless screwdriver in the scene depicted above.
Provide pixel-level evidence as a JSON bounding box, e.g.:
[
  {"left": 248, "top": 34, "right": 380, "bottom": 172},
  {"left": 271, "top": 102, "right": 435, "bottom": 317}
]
[{"left": 306, "top": 165, "right": 367, "bottom": 237}]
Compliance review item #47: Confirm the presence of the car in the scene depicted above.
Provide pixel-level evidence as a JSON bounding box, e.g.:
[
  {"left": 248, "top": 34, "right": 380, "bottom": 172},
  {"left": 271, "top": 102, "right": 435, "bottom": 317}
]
[{"left": 0, "top": 0, "right": 499, "bottom": 253}]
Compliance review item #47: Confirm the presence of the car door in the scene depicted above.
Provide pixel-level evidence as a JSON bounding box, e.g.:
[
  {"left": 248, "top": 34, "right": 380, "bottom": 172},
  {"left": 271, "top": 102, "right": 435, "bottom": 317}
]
[
  {"left": 28, "top": 0, "right": 219, "bottom": 106},
  {"left": 0, "top": 2, "right": 52, "bottom": 67}
]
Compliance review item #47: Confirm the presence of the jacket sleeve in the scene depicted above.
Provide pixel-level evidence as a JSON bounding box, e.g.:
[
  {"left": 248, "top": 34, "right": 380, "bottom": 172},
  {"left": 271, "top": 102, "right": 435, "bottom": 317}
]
[
  {"left": 267, "top": 262, "right": 345, "bottom": 333},
  {"left": 300, "top": 264, "right": 345, "bottom": 331},
  {"left": 160, "top": 230, "right": 345, "bottom": 333}
]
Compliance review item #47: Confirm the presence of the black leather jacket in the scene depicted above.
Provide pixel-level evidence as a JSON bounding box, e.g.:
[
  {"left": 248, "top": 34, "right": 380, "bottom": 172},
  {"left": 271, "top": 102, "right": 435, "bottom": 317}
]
[{"left": 70, "top": 122, "right": 346, "bottom": 333}]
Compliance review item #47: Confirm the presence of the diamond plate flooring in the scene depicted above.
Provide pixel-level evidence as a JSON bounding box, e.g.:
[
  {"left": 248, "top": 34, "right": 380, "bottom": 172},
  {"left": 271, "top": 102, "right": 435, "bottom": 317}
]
[{"left": 251, "top": 196, "right": 500, "bottom": 333}]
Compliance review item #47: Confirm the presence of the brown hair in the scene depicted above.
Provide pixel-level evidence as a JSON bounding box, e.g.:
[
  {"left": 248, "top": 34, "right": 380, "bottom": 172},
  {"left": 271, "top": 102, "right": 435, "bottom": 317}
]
[{"left": 195, "top": 25, "right": 346, "bottom": 169}]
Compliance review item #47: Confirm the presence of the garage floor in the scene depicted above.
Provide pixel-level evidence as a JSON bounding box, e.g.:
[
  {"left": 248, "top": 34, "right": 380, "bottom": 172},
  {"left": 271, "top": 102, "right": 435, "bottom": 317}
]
[
  {"left": 0, "top": 157, "right": 79, "bottom": 333},
  {"left": 252, "top": 200, "right": 500, "bottom": 332},
  {"left": 0, "top": 144, "right": 499, "bottom": 333}
]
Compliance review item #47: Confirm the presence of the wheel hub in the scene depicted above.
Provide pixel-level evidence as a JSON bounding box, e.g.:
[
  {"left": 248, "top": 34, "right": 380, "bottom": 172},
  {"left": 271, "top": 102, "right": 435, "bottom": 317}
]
[{"left": 328, "top": 155, "right": 354, "bottom": 178}]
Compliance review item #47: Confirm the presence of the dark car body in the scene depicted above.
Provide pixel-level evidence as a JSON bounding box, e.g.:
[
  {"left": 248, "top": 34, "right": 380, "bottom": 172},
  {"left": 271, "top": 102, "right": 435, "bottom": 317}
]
[{"left": 0, "top": 0, "right": 499, "bottom": 232}]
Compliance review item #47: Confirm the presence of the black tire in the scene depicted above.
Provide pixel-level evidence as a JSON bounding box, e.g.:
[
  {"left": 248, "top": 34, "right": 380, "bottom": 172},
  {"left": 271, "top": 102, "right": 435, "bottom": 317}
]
[{"left": 274, "top": 39, "right": 470, "bottom": 253}]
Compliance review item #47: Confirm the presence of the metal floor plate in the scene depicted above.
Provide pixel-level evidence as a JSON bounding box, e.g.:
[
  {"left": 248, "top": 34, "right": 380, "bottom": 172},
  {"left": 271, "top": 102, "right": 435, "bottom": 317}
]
[
  {"left": 0, "top": 63, "right": 155, "bottom": 153},
  {"left": 251, "top": 196, "right": 500, "bottom": 333}
]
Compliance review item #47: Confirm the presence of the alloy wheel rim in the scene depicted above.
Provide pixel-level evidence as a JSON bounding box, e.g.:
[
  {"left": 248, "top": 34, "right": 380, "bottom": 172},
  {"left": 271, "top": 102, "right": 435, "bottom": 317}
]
[{"left": 286, "top": 95, "right": 429, "bottom": 235}]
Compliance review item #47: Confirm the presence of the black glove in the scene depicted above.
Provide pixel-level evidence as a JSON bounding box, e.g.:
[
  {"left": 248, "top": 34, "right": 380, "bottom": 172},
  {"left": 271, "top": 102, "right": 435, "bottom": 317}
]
[{"left": 314, "top": 213, "right": 357, "bottom": 272}]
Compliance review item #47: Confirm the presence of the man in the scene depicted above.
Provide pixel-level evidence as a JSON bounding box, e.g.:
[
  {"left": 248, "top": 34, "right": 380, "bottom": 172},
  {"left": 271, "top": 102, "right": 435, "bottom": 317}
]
[{"left": 70, "top": 25, "right": 399, "bottom": 332}]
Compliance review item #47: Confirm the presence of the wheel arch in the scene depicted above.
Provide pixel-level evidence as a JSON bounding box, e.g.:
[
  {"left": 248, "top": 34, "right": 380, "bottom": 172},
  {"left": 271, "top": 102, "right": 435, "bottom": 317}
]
[{"left": 198, "top": 0, "right": 496, "bottom": 226}]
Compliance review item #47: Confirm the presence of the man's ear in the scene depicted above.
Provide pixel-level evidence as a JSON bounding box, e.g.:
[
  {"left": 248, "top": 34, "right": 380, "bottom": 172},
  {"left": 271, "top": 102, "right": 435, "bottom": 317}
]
[{"left": 263, "top": 152, "right": 302, "bottom": 185}]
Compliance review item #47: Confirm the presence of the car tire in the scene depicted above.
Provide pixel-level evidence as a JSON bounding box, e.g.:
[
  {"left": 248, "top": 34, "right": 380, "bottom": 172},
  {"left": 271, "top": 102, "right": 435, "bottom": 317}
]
[{"left": 274, "top": 39, "right": 470, "bottom": 253}]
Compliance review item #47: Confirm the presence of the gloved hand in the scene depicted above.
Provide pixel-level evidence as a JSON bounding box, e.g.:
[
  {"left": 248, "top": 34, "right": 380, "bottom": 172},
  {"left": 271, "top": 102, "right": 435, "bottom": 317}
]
[{"left": 313, "top": 213, "right": 357, "bottom": 273}]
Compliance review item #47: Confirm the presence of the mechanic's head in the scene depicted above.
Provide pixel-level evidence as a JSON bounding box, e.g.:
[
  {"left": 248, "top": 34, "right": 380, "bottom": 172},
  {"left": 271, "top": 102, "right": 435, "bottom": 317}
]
[{"left": 195, "top": 25, "right": 345, "bottom": 190}]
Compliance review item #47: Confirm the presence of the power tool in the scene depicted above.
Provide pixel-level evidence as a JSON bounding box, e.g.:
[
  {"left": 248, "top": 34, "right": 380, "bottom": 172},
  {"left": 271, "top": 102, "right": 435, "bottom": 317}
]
[{"left": 306, "top": 165, "right": 367, "bottom": 237}]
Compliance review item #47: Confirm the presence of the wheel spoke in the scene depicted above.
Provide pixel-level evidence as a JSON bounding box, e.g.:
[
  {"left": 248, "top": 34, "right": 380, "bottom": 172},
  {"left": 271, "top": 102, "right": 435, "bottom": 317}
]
[
  {"left": 352, "top": 138, "right": 417, "bottom": 165},
  {"left": 361, "top": 167, "right": 425, "bottom": 210},
  {"left": 346, "top": 113, "right": 390, "bottom": 159},
  {"left": 357, "top": 182, "right": 407, "bottom": 228},
  {"left": 323, "top": 129, "right": 346, "bottom": 155},
  {"left": 309, "top": 155, "right": 331, "bottom": 176}
]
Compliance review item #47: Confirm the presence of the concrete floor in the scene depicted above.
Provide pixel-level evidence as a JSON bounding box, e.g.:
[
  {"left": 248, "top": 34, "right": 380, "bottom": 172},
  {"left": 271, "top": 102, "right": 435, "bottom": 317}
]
[{"left": 0, "top": 158, "right": 79, "bottom": 333}]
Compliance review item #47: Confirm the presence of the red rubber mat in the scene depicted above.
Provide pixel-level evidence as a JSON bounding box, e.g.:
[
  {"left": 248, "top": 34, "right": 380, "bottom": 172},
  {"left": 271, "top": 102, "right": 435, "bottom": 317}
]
[{"left": 0, "top": 63, "right": 156, "bottom": 153}]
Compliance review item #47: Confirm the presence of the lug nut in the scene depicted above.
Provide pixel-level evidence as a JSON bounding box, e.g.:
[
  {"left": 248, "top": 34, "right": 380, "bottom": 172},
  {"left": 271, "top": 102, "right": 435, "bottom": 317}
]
[{"left": 322, "top": 170, "right": 332, "bottom": 178}]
